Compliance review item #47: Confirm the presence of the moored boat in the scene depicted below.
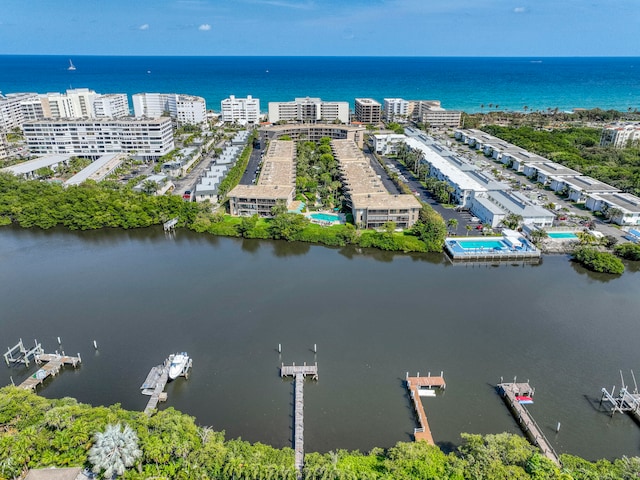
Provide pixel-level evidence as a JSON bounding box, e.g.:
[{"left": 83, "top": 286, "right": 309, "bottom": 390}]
[{"left": 168, "top": 352, "right": 189, "bottom": 380}]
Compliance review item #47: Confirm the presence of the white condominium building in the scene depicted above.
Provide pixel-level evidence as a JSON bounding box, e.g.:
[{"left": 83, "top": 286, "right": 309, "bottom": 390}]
[
  {"left": 41, "top": 88, "right": 99, "bottom": 119},
  {"left": 354, "top": 98, "right": 382, "bottom": 124},
  {"left": 93, "top": 94, "right": 129, "bottom": 118},
  {"left": 221, "top": 95, "right": 261, "bottom": 124},
  {"left": 23, "top": 117, "right": 174, "bottom": 160},
  {"left": 416, "top": 101, "right": 461, "bottom": 127},
  {"left": 132, "top": 93, "right": 208, "bottom": 128},
  {"left": 268, "top": 97, "right": 349, "bottom": 124},
  {"left": 0, "top": 133, "right": 8, "bottom": 160},
  {"left": 20, "top": 98, "right": 45, "bottom": 122},
  {"left": 600, "top": 123, "right": 640, "bottom": 148},
  {"left": 383, "top": 98, "right": 409, "bottom": 122},
  {"left": 0, "top": 92, "right": 39, "bottom": 131}
]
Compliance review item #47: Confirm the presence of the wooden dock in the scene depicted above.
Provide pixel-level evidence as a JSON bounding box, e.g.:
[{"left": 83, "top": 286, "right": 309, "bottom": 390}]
[
  {"left": 281, "top": 362, "right": 318, "bottom": 478},
  {"left": 17, "top": 353, "right": 82, "bottom": 391},
  {"left": 497, "top": 381, "right": 560, "bottom": 465},
  {"left": 142, "top": 354, "right": 192, "bottom": 416},
  {"left": 405, "top": 372, "right": 445, "bottom": 444},
  {"left": 144, "top": 366, "right": 169, "bottom": 415}
]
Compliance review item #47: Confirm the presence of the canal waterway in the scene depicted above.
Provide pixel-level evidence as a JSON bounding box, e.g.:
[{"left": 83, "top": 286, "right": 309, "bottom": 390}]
[{"left": 2, "top": 226, "right": 640, "bottom": 460}]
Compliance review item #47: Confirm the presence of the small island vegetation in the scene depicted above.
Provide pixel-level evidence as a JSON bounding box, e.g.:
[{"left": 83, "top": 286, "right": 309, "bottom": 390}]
[{"left": 1, "top": 386, "right": 639, "bottom": 479}]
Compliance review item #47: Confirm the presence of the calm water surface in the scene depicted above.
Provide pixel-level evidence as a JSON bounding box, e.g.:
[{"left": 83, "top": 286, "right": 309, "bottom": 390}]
[{"left": 2, "top": 226, "right": 640, "bottom": 460}]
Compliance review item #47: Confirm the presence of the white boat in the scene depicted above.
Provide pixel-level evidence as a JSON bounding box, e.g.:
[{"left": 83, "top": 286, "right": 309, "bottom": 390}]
[
  {"left": 168, "top": 352, "right": 189, "bottom": 380},
  {"left": 68, "top": 59, "right": 76, "bottom": 71}
]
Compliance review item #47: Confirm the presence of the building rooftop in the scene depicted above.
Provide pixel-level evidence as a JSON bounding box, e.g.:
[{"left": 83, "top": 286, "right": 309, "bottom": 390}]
[
  {"left": 486, "top": 190, "right": 554, "bottom": 219},
  {"left": 405, "top": 137, "right": 487, "bottom": 192},
  {"left": 228, "top": 184, "right": 295, "bottom": 200},
  {"left": 65, "top": 153, "right": 126, "bottom": 186},
  {"left": 2, "top": 154, "right": 72, "bottom": 175},
  {"left": 529, "top": 161, "right": 580, "bottom": 177},
  {"left": 591, "top": 192, "right": 640, "bottom": 213},
  {"left": 560, "top": 175, "right": 620, "bottom": 193},
  {"left": 332, "top": 139, "right": 420, "bottom": 210},
  {"left": 257, "top": 140, "right": 296, "bottom": 187}
]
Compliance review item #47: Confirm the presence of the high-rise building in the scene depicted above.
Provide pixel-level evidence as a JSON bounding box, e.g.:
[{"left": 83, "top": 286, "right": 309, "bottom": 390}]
[
  {"left": 383, "top": 98, "right": 409, "bottom": 122},
  {"left": 354, "top": 98, "right": 381, "bottom": 124},
  {"left": 416, "top": 100, "right": 461, "bottom": 127},
  {"left": 268, "top": 97, "right": 349, "bottom": 124},
  {"left": 23, "top": 117, "right": 174, "bottom": 160},
  {"left": 93, "top": 94, "right": 130, "bottom": 118},
  {"left": 132, "top": 93, "right": 207, "bottom": 128},
  {"left": 221, "top": 95, "right": 261, "bottom": 124},
  {"left": 41, "top": 88, "right": 99, "bottom": 119},
  {"left": 0, "top": 92, "right": 39, "bottom": 131}
]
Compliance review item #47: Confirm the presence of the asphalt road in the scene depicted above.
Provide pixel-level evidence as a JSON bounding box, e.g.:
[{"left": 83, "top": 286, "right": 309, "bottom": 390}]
[
  {"left": 380, "top": 155, "right": 470, "bottom": 235},
  {"left": 239, "top": 142, "right": 262, "bottom": 186}
]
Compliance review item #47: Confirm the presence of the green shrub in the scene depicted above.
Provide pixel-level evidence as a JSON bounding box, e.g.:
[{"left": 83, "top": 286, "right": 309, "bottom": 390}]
[
  {"left": 614, "top": 242, "right": 640, "bottom": 261},
  {"left": 573, "top": 246, "right": 625, "bottom": 274}
]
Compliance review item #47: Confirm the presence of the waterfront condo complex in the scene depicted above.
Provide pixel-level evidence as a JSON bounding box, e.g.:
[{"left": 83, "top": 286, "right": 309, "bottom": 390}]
[{"left": 23, "top": 117, "right": 175, "bottom": 160}]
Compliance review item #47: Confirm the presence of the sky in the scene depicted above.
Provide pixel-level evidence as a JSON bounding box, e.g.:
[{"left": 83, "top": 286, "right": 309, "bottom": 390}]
[{"left": 1, "top": 0, "right": 639, "bottom": 56}]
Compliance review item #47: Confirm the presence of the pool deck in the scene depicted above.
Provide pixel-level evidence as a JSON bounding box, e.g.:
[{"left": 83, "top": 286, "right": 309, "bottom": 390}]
[{"left": 445, "top": 235, "right": 541, "bottom": 262}]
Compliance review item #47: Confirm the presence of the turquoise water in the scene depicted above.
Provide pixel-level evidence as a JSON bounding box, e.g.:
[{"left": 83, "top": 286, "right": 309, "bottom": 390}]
[
  {"left": 457, "top": 239, "right": 505, "bottom": 249},
  {"left": 548, "top": 232, "right": 578, "bottom": 239},
  {"left": 310, "top": 213, "right": 340, "bottom": 222},
  {"left": 1, "top": 56, "right": 639, "bottom": 113}
]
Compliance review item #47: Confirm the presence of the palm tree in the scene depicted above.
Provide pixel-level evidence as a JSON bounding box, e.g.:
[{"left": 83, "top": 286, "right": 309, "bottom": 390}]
[
  {"left": 447, "top": 218, "right": 458, "bottom": 234},
  {"left": 501, "top": 213, "right": 523, "bottom": 230},
  {"left": 88, "top": 423, "right": 141, "bottom": 479},
  {"left": 466, "top": 225, "right": 472, "bottom": 236},
  {"left": 141, "top": 179, "right": 157, "bottom": 195}
]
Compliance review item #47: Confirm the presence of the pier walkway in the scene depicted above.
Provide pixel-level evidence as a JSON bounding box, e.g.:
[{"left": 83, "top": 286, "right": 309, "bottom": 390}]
[
  {"left": 497, "top": 381, "right": 560, "bottom": 465},
  {"left": 281, "top": 362, "right": 318, "bottom": 478},
  {"left": 17, "top": 353, "right": 82, "bottom": 391},
  {"left": 405, "top": 372, "right": 445, "bottom": 444},
  {"left": 141, "top": 354, "right": 192, "bottom": 416},
  {"left": 144, "top": 366, "right": 169, "bottom": 415}
]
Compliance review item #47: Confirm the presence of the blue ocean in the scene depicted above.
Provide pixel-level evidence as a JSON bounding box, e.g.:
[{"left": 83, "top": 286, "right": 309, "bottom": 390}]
[{"left": 0, "top": 56, "right": 639, "bottom": 113}]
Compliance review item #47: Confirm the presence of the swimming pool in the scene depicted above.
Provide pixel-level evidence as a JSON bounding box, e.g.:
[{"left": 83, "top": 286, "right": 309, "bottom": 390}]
[
  {"left": 309, "top": 212, "right": 340, "bottom": 222},
  {"left": 456, "top": 239, "right": 506, "bottom": 250},
  {"left": 547, "top": 232, "right": 578, "bottom": 239}
]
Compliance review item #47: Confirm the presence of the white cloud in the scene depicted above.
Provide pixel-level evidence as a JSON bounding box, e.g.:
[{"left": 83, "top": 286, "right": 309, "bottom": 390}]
[
  {"left": 199, "top": 24, "right": 212, "bottom": 31},
  {"left": 139, "top": 24, "right": 150, "bottom": 30},
  {"left": 513, "top": 7, "right": 526, "bottom": 13}
]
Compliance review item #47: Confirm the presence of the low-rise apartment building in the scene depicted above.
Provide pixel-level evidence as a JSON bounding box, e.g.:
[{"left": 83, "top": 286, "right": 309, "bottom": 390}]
[
  {"left": 228, "top": 140, "right": 296, "bottom": 216},
  {"left": 332, "top": 139, "right": 421, "bottom": 229},
  {"left": 586, "top": 192, "right": 640, "bottom": 226},
  {"left": 23, "top": 117, "right": 174, "bottom": 160},
  {"left": 260, "top": 123, "right": 365, "bottom": 149}
]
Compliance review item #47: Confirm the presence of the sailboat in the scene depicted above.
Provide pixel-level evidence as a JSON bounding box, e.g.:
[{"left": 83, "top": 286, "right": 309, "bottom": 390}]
[{"left": 68, "top": 59, "right": 76, "bottom": 71}]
